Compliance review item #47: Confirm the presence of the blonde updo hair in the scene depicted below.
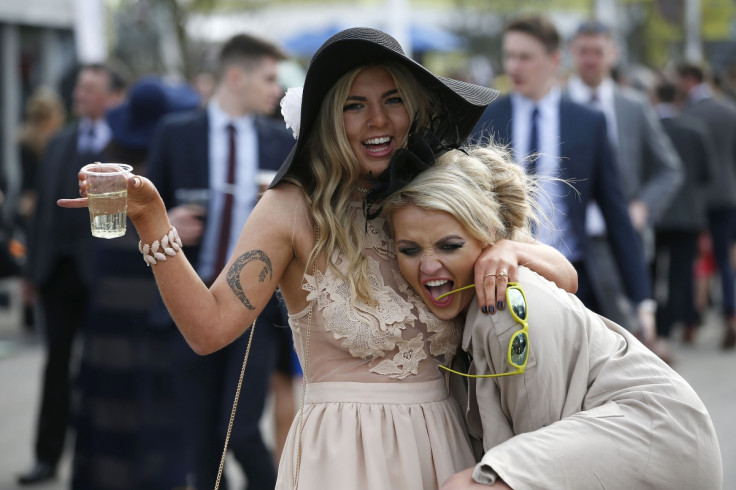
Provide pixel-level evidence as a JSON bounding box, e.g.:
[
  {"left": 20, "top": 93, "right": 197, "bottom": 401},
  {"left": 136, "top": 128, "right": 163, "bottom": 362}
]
[{"left": 382, "top": 145, "right": 539, "bottom": 245}]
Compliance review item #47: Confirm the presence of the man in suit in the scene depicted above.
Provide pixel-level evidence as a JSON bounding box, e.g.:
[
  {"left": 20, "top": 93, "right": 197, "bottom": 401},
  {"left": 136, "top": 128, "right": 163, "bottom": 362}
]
[
  {"left": 567, "top": 20, "right": 683, "bottom": 337},
  {"left": 146, "top": 34, "right": 295, "bottom": 489},
  {"left": 676, "top": 63, "right": 736, "bottom": 349},
  {"left": 20, "top": 63, "right": 126, "bottom": 485},
  {"left": 650, "top": 81, "right": 714, "bottom": 361},
  {"left": 470, "top": 15, "right": 653, "bottom": 328}
]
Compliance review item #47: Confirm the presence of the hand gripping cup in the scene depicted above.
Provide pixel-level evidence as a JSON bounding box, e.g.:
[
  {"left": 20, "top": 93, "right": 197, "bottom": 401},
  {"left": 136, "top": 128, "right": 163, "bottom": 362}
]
[{"left": 81, "top": 162, "right": 133, "bottom": 238}]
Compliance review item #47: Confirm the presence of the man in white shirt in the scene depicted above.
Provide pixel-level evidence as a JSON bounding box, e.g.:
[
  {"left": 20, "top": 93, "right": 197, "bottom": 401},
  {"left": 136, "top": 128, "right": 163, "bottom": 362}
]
[
  {"left": 471, "top": 14, "right": 653, "bottom": 332},
  {"left": 567, "top": 20, "right": 683, "bottom": 337}
]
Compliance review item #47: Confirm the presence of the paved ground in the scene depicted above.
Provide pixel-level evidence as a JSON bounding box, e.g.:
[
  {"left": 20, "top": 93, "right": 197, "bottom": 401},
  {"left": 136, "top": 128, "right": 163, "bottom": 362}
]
[{"left": 1, "top": 308, "right": 734, "bottom": 489}]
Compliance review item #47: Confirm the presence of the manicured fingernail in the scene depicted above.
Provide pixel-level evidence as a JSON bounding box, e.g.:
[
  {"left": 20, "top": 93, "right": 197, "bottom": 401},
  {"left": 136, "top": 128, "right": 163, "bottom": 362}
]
[
  {"left": 497, "top": 301, "right": 504, "bottom": 310},
  {"left": 488, "top": 305, "right": 495, "bottom": 313},
  {"left": 481, "top": 306, "right": 488, "bottom": 314}
]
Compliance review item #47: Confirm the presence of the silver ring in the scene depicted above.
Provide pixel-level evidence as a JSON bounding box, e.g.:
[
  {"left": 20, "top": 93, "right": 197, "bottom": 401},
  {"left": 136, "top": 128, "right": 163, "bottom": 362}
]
[
  {"left": 498, "top": 271, "right": 508, "bottom": 278},
  {"left": 484, "top": 273, "right": 496, "bottom": 278}
]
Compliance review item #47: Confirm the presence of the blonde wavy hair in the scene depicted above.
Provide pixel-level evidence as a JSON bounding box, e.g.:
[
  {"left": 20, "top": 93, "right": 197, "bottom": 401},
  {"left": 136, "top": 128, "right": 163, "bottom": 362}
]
[
  {"left": 18, "top": 87, "right": 66, "bottom": 158},
  {"left": 285, "top": 62, "right": 431, "bottom": 304},
  {"left": 381, "top": 146, "right": 540, "bottom": 246}
]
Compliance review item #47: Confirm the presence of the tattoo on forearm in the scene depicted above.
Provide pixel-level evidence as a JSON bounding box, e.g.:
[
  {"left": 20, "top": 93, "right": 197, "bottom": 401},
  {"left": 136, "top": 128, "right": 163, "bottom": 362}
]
[{"left": 226, "top": 250, "right": 273, "bottom": 310}]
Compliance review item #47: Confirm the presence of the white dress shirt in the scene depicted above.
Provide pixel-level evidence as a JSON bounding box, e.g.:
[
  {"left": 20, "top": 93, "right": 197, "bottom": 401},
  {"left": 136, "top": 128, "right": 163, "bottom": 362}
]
[
  {"left": 655, "top": 103, "right": 679, "bottom": 120},
  {"left": 198, "top": 101, "right": 259, "bottom": 280},
  {"left": 567, "top": 76, "right": 619, "bottom": 146},
  {"left": 688, "top": 82, "right": 713, "bottom": 104},
  {"left": 568, "top": 76, "right": 619, "bottom": 237},
  {"left": 77, "top": 117, "right": 112, "bottom": 153}
]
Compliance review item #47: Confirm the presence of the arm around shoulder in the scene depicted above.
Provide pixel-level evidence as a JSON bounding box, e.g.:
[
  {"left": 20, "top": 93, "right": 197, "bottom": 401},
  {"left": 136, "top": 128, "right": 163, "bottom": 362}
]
[{"left": 479, "top": 239, "right": 577, "bottom": 293}]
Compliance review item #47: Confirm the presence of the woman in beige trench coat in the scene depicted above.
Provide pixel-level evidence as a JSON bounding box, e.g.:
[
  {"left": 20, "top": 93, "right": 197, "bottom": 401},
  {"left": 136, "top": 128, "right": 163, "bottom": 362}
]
[{"left": 383, "top": 145, "right": 722, "bottom": 489}]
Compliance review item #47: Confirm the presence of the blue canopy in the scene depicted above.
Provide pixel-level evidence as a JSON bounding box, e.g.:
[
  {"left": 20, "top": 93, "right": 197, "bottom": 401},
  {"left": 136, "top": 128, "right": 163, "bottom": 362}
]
[
  {"left": 410, "top": 24, "right": 464, "bottom": 52},
  {"left": 283, "top": 23, "right": 466, "bottom": 58}
]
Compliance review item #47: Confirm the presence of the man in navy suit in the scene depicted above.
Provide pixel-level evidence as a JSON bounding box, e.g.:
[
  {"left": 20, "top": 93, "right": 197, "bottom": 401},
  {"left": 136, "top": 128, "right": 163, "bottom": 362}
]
[
  {"left": 21, "top": 63, "right": 126, "bottom": 485},
  {"left": 147, "top": 34, "right": 295, "bottom": 489},
  {"left": 470, "top": 15, "right": 653, "bottom": 326}
]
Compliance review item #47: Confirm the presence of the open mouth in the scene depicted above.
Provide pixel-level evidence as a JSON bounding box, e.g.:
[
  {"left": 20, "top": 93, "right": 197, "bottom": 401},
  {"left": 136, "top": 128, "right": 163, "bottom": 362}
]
[
  {"left": 424, "top": 279, "right": 455, "bottom": 306},
  {"left": 362, "top": 136, "right": 392, "bottom": 155}
]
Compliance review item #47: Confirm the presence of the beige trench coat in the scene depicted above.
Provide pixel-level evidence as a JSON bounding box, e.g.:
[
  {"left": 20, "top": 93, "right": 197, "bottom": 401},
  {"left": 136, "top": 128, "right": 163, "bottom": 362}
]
[{"left": 458, "top": 267, "right": 722, "bottom": 489}]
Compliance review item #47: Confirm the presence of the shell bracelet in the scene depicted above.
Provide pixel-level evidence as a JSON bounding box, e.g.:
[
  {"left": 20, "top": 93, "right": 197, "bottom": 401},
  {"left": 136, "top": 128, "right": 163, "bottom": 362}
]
[{"left": 139, "top": 227, "right": 182, "bottom": 266}]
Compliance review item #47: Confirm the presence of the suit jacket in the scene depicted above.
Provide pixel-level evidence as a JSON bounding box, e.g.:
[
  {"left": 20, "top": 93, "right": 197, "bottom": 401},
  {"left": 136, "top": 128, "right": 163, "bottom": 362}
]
[
  {"left": 472, "top": 95, "right": 650, "bottom": 304},
  {"left": 682, "top": 96, "right": 736, "bottom": 208},
  {"left": 460, "top": 267, "right": 721, "bottom": 489},
  {"left": 610, "top": 86, "right": 683, "bottom": 222},
  {"left": 145, "top": 109, "right": 295, "bottom": 324},
  {"left": 27, "top": 124, "right": 109, "bottom": 287},
  {"left": 655, "top": 116, "right": 713, "bottom": 230},
  {"left": 147, "top": 109, "right": 295, "bottom": 262}
]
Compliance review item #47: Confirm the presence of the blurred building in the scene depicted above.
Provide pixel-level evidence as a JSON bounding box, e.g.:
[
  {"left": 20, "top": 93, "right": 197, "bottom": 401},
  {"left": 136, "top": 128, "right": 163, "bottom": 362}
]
[
  {"left": 1, "top": 0, "right": 104, "bottom": 221},
  {"left": 2, "top": 0, "right": 735, "bottom": 210}
]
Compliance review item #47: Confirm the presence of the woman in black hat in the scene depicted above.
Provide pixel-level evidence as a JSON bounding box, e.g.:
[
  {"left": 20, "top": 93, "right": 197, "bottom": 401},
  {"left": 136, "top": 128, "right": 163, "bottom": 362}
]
[{"left": 61, "top": 28, "right": 576, "bottom": 489}]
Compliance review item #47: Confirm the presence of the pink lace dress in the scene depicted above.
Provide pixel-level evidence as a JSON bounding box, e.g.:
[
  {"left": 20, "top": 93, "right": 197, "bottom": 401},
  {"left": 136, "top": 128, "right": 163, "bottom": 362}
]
[{"left": 275, "top": 203, "right": 475, "bottom": 490}]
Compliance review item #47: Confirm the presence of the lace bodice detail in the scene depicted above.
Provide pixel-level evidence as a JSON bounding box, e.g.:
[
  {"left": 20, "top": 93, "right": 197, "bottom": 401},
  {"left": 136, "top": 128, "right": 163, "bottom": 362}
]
[{"left": 289, "top": 203, "right": 462, "bottom": 383}]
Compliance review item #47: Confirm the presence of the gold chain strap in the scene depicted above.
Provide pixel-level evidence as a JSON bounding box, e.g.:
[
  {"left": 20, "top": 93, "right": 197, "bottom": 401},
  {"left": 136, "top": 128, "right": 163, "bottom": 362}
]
[
  {"left": 214, "top": 318, "right": 257, "bottom": 490},
  {"left": 213, "top": 226, "right": 318, "bottom": 490},
  {"left": 292, "top": 289, "right": 312, "bottom": 490},
  {"left": 293, "top": 225, "right": 319, "bottom": 489}
]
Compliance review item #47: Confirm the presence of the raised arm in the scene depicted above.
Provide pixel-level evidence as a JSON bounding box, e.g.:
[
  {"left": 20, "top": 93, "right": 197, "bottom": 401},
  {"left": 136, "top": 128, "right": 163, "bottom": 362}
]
[
  {"left": 473, "top": 239, "right": 578, "bottom": 314},
  {"left": 59, "top": 173, "right": 297, "bottom": 355}
]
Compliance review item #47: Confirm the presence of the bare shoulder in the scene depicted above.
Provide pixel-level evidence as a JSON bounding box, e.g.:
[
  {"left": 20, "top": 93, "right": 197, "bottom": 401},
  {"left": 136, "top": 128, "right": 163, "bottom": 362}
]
[
  {"left": 254, "top": 182, "right": 316, "bottom": 308},
  {"left": 252, "top": 182, "right": 314, "bottom": 253},
  {"left": 251, "top": 182, "right": 302, "bottom": 215},
  {"left": 262, "top": 182, "right": 308, "bottom": 207}
]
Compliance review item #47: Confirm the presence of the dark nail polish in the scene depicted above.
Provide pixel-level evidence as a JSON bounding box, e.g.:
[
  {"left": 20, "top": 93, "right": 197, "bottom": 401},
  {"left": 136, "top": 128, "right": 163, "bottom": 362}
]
[
  {"left": 497, "top": 301, "right": 504, "bottom": 310},
  {"left": 481, "top": 306, "right": 488, "bottom": 314},
  {"left": 488, "top": 305, "right": 495, "bottom": 313}
]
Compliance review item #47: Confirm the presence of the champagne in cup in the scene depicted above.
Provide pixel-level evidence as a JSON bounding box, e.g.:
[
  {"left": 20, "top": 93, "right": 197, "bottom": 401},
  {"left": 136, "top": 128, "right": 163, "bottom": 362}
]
[{"left": 81, "top": 162, "right": 133, "bottom": 238}]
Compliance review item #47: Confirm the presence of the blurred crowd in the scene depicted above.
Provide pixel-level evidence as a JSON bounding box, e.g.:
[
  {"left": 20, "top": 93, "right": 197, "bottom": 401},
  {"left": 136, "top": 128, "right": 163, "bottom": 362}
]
[
  {"left": 1, "top": 14, "right": 734, "bottom": 490},
  {"left": 7, "top": 34, "right": 300, "bottom": 490}
]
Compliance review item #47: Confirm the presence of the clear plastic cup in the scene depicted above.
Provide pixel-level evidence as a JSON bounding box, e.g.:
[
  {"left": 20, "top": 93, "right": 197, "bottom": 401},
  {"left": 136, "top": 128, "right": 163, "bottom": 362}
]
[{"left": 81, "top": 162, "right": 133, "bottom": 239}]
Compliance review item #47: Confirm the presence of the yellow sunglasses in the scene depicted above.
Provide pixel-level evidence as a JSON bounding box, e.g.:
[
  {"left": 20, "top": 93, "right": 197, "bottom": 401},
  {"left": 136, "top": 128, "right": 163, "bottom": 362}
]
[{"left": 438, "top": 282, "right": 530, "bottom": 378}]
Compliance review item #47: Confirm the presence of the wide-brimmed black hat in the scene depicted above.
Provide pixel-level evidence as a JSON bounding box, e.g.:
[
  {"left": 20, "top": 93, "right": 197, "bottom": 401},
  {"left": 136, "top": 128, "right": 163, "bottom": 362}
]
[{"left": 269, "top": 26, "right": 498, "bottom": 187}]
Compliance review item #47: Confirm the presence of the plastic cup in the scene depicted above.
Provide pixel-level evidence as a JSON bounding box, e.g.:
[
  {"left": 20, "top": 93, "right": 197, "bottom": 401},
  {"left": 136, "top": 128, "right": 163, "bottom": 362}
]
[{"left": 81, "top": 162, "right": 133, "bottom": 239}]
